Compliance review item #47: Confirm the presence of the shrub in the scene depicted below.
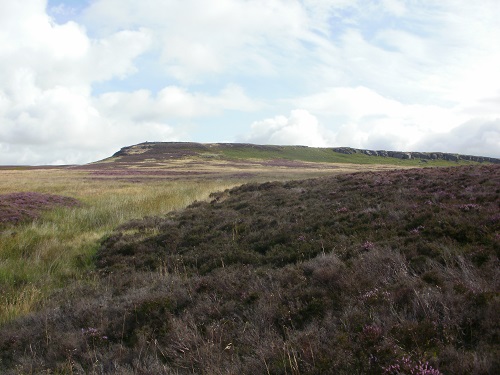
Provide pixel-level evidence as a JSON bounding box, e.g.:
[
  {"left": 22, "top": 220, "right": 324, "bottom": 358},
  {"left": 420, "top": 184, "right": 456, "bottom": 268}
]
[{"left": 1, "top": 165, "right": 498, "bottom": 374}]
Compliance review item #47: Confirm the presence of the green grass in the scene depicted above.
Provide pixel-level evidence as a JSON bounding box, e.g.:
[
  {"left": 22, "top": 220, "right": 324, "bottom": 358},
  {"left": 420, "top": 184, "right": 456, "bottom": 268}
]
[
  {"left": 215, "top": 145, "right": 478, "bottom": 166},
  {"left": 0, "top": 143, "right": 484, "bottom": 326},
  {"left": 1, "top": 165, "right": 498, "bottom": 374},
  {"left": 0, "top": 164, "right": 354, "bottom": 324},
  {"left": 0, "top": 172, "right": 245, "bottom": 324}
]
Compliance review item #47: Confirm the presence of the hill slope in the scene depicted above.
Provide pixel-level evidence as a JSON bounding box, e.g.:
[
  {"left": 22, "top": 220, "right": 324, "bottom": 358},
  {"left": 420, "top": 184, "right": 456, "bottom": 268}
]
[
  {"left": 97, "top": 142, "right": 499, "bottom": 167},
  {"left": 1, "top": 165, "right": 498, "bottom": 374}
]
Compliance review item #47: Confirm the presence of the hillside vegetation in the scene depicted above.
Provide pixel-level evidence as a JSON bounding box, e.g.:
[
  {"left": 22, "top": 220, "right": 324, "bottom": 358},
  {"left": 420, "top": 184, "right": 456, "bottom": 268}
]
[
  {"left": 1, "top": 143, "right": 398, "bottom": 326},
  {"left": 101, "top": 142, "right": 491, "bottom": 167},
  {"left": 0, "top": 169, "right": 255, "bottom": 324},
  {"left": 1, "top": 165, "right": 498, "bottom": 374}
]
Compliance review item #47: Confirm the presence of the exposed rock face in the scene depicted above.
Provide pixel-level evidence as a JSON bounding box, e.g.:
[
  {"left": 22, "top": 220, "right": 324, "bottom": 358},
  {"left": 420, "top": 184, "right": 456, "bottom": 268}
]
[{"left": 332, "top": 147, "right": 500, "bottom": 164}]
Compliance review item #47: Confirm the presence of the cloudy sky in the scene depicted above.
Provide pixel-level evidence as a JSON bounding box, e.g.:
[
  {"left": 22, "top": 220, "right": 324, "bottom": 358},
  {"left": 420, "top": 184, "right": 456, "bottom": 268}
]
[{"left": 1, "top": 0, "right": 499, "bottom": 165}]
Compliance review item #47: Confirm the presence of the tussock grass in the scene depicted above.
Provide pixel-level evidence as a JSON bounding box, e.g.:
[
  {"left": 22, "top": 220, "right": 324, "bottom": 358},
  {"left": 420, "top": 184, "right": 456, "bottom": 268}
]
[
  {"left": 1, "top": 165, "right": 498, "bottom": 374},
  {"left": 0, "top": 163, "right": 353, "bottom": 324},
  {"left": 0, "top": 169, "right": 246, "bottom": 324}
]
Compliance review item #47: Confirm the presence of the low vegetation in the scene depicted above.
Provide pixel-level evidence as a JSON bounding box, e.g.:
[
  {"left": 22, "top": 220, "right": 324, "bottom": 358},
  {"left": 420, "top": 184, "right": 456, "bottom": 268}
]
[
  {"left": 1, "top": 151, "right": 364, "bottom": 326},
  {"left": 104, "top": 142, "right": 485, "bottom": 167},
  {"left": 0, "top": 168, "right": 253, "bottom": 324},
  {"left": 1, "top": 164, "right": 498, "bottom": 374},
  {"left": 0, "top": 144, "right": 421, "bottom": 326},
  {"left": 0, "top": 192, "right": 80, "bottom": 226}
]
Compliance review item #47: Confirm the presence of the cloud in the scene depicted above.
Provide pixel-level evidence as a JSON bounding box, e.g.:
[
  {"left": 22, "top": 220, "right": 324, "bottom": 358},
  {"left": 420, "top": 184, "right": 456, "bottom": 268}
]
[
  {"left": 0, "top": 1, "right": 151, "bottom": 89},
  {"left": 294, "top": 85, "right": 466, "bottom": 133},
  {"left": 413, "top": 119, "right": 500, "bottom": 158},
  {"left": 0, "top": 0, "right": 263, "bottom": 164},
  {"left": 0, "top": 80, "right": 179, "bottom": 164},
  {"left": 0, "top": 0, "right": 161, "bottom": 164},
  {"left": 244, "top": 109, "right": 334, "bottom": 147},
  {"left": 305, "top": 0, "right": 500, "bottom": 111},
  {"left": 96, "top": 84, "right": 261, "bottom": 121},
  {"left": 244, "top": 86, "right": 500, "bottom": 157},
  {"left": 283, "top": 84, "right": 499, "bottom": 156},
  {"left": 243, "top": 108, "right": 500, "bottom": 158},
  {"left": 81, "top": 0, "right": 318, "bottom": 82},
  {"left": 1, "top": 0, "right": 500, "bottom": 164}
]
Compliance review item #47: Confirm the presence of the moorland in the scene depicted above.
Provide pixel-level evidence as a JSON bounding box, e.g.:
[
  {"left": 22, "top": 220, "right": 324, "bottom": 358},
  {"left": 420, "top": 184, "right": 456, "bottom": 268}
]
[{"left": 0, "top": 142, "right": 498, "bottom": 374}]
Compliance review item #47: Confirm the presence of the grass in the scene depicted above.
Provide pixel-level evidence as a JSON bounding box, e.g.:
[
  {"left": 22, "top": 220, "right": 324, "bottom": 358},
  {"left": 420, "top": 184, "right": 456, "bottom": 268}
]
[
  {"left": 0, "top": 164, "right": 498, "bottom": 374},
  {"left": 0, "top": 168, "right": 251, "bottom": 324},
  {"left": 0, "top": 162, "right": 359, "bottom": 325},
  {"left": 0, "top": 142, "right": 497, "bottom": 374},
  {"left": 99, "top": 142, "right": 485, "bottom": 168},
  {"left": 194, "top": 144, "right": 479, "bottom": 166}
]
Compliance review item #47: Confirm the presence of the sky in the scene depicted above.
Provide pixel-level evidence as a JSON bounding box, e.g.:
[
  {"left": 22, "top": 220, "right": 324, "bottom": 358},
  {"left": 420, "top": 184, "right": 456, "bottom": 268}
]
[{"left": 0, "top": 0, "right": 499, "bottom": 165}]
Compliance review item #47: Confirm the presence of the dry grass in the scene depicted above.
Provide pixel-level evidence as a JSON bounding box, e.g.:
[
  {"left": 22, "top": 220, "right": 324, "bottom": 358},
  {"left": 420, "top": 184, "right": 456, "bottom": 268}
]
[
  {"left": 0, "top": 160, "right": 380, "bottom": 324},
  {"left": 1, "top": 165, "right": 497, "bottom": 374},
  {"left": 0, "top": 168, "right": 243, "bottom": 324}
]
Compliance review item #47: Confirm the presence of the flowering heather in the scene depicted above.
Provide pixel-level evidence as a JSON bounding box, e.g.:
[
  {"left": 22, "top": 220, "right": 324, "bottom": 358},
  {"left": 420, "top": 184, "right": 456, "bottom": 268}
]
[
  {"left": 0, "top": 192, "right": 80, "bottom": 226},
  {"left": 410, "top": 225, "right": 425, "bottom": 234},
  {"left": 81, "top": 327, "right": 108, "bottom": 341},
  {"left": 383, "top": 356, "right": 442, "bottom": 375},
  {"left": 89, "top": 169, "right": 209, "bottom": 176},
  {"left": 362, "top": 240, "right": 375, "bottom": 251},
  {"left": 361, "top": 287, "right": 391, "bottom": 304},
  {"left": 0, "top": 165, "right": 498, "bottom": 374},
  {"left": 458, "top": 203, "right": 481, "bottom": 211}
]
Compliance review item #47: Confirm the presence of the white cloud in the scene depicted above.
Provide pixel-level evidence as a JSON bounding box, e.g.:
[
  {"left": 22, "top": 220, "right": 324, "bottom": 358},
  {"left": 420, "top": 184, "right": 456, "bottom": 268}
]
[
  {"left": 381, "top": 0, "right": 406, "bottom": 17},
  {"left": 81, "top": 0, "right": 315, "bottom": 82},
  {"left": 414, "top": 119, "right": 500, "bottom": 158},
  {"left": 0, "top": 0, "right": 161, "bottom": 164},
  {"left": 1, "top": 0, "right": 500, "bottom": 164},
  {"left": 244, "top": 83, "right": 500, "bottom": 156},
  {"left": 244, "top": 109, "right": 334, "bottom": 147},
  {"left": 243, "top": 107, "right": 500, "bottom": 158},
  {"left": 0, "top": 2, "right": 152, "bottom": 90},
  {"left": 304, "top": 0, "right": 500, "bottom": 112},
  {"left": 83, "top": 29, "right": 152, "bottom": 83},
  {"left": 289, "top": 85, "right": 500, "bottom": 156},
  {"left": 0, "top": 78, "right": 178, "bottom": 164},
  {"left": 0, "top": 0, "right": 263, "bottom": 164},
  {"left": 294, "top": 86, "right": 466, "bottom": 132},
  {"left": 95, "top": 84, "right": 261, "bottom": 121}
]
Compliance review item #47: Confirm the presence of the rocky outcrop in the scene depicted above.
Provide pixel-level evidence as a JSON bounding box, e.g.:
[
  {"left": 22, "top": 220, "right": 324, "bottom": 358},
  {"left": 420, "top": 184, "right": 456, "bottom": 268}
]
[{"left": 332, "top": 147, "right": 500, "bottom": 164}]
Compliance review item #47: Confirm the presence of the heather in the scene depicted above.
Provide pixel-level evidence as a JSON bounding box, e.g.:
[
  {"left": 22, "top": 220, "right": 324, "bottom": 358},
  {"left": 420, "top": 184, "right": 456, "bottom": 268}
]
[
  {"left": 0, "top": 192, "right": 80, "bottom": 226},
  {"left": 99, "top": 142, "right": 488, "bottom": 168},
  {"left": 0, "top": 169, "right": 251, "bottom": 324},
  {"left": 0, "top": 165, "right": 498, "bottom": 374},
  {"left": 0, "top": 160, "right": 343, "bottom": 325}
]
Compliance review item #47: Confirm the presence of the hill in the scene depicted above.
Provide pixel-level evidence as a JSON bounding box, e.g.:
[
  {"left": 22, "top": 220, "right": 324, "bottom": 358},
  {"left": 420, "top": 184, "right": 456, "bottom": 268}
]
[
  {"left": 1, "top": 142, "right": 435, "bottom": 329},
  {"left": 94, "top": 142, "right": 499, "bottom": 167},
  {"left": 1, "top": 164, "right": 498, "bottom": 374}
]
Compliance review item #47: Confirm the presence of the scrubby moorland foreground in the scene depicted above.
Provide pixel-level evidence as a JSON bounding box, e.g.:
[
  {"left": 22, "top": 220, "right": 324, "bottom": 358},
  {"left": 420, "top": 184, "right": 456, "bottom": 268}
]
[
  {"left": 0, "top": 165, "right": 499, "bottom": 374},
  {"left": 0, "top": 142, "right": 423, "bottom": 326}
]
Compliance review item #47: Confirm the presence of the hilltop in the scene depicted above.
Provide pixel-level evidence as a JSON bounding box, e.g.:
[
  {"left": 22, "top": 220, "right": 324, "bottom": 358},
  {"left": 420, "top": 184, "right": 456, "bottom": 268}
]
[
  {"left": 94, "top": 142, "right": 500, "bottom": 167},
  {"left": 1, "top": 164, "right": 498, "bottom": 374}
]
